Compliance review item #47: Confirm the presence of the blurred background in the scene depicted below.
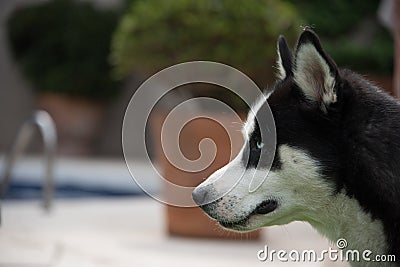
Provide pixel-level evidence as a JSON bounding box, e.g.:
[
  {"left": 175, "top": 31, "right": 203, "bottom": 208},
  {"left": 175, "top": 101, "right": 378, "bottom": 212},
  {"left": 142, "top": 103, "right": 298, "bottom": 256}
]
[{"left": 0, "top": 0, "right": 398, "bottom": 266}]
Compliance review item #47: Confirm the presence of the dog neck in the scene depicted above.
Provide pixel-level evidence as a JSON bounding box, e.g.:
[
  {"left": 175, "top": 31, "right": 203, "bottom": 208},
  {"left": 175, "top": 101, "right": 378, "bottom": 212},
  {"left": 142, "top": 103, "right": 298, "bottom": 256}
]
[{"left": 305, "top": 192, "right": 391, "bottom": 266}]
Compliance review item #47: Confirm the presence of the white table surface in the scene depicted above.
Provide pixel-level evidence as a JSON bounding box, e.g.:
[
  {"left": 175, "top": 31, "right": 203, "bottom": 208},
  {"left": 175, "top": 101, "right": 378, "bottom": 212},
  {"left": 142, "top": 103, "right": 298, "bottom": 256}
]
[{"left": 0, "top": 197, "right": 349, "bottom": 267}]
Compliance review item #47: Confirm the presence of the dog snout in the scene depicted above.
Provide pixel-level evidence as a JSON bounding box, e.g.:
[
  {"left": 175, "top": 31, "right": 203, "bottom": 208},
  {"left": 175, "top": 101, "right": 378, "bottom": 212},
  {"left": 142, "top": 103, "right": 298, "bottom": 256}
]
[
  {"left": 192, "top": 186, "right": 210, "bottom": 206},
  {"left": 192, "top": 183, "right": 218, "bottom": 206}
]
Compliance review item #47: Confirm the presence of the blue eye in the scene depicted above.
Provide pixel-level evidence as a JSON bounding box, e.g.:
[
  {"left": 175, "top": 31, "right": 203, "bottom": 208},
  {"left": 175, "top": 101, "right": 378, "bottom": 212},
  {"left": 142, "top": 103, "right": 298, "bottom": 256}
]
[{"left": 256, "top": 141, "right": 264, "bottom": 149}]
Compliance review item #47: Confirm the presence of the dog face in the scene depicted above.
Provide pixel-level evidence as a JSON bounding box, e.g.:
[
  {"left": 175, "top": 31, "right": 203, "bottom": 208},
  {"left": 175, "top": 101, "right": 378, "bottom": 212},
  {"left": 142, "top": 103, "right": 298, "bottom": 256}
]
[{"left": 192, "top": 30, "right": 344, "bottom": 232}]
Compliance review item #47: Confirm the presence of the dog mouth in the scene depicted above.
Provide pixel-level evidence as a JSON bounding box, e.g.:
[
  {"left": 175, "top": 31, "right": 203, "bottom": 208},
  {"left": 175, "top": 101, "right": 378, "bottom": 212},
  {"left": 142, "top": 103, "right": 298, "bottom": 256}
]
[
  {"left": 218, "top": 199, "right": 278, "bottom": 230},
  {"left": 254, "top": 199, "right": 279, "bottom": 214}
]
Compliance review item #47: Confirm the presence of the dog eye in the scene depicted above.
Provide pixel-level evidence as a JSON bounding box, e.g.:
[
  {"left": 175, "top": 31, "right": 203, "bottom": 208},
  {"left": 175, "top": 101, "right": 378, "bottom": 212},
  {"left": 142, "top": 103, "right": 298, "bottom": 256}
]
[{"left": 256, "top": 141, "right": 264, "bottom": 149}]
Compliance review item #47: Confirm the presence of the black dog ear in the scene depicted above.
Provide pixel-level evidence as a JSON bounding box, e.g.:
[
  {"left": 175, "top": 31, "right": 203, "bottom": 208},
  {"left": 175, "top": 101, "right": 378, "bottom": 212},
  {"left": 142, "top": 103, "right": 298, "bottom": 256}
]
[
  {"left": 294, "top": 29, "right": 340, "bottom": 112},
  {"left": 276, "top": 35, "right": 293, "bottom": 80}
]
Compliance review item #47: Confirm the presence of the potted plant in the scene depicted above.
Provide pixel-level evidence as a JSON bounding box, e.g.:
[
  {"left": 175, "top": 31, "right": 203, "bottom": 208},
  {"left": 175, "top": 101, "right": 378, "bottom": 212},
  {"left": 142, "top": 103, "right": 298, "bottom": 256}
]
[
  {"left": 111, "top": 0, "right": 300, "bottom": 239},
  {"left": 6, "top": 0, "right": 121, "bottom": 155}
]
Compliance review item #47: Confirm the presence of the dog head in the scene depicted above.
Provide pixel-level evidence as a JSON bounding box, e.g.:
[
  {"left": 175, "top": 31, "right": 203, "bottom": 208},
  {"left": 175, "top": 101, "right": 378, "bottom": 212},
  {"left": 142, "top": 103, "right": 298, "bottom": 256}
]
[{"left": 192, "top": 29, "right": 344, "bottom": 231}]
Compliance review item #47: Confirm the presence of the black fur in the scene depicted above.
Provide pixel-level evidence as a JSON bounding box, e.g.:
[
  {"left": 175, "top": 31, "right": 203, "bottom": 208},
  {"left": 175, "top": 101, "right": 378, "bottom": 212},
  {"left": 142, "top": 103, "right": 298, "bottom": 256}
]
[
  {"left": 247, "top": 29, "right": 400, "bottom": 259},
  {"left": 277, "top": 35, "right": 293, "bottom": 77}
]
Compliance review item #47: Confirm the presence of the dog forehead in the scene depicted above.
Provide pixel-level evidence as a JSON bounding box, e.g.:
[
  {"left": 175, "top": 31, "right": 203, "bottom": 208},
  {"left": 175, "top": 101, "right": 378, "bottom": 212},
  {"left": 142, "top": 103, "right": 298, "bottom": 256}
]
[{"left": 242, "top": 93, "right": 270, "bottom": 139}]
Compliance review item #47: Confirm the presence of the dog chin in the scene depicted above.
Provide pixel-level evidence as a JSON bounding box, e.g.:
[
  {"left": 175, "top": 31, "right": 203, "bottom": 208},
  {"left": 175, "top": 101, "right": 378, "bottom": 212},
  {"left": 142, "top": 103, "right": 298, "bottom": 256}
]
[
  {"left": 218, "top": 218, "right": 251, "bottom": 231},
  {"left": 213, "top": 199, "right": 280, "bottom": 231},
  {"left": 217, "top": 213, "right": 268, "bottom": 232}
]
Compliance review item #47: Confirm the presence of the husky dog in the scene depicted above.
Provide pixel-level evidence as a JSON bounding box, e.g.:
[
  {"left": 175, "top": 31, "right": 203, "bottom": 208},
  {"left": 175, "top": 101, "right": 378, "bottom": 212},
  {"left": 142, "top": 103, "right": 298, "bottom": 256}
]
[{"left": 192, "top": 29, "right": 399, "bottom": 266}]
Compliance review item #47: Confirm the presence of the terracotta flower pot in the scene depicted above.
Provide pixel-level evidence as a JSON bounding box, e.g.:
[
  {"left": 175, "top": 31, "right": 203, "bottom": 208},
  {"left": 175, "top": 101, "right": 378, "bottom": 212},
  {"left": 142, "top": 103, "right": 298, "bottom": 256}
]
[
  {"left": 36, "top": 93, "right": 104, "bottom": 155},
  {"left": 151, "top": 112, "right": 261, "bottom": 239}
]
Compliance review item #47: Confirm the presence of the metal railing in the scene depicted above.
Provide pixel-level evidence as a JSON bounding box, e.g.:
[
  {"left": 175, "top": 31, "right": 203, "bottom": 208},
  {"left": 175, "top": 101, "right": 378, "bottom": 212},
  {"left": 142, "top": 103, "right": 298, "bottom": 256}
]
[{"left": 0, "top": 110, "right": 57, "bottom": 224}]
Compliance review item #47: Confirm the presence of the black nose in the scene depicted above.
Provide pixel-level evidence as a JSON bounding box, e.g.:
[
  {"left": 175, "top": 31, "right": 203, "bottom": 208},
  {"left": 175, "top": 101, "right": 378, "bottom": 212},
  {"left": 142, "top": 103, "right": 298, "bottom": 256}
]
[{"left": 192, "top": 186, "right": 209, "bottom": 206}]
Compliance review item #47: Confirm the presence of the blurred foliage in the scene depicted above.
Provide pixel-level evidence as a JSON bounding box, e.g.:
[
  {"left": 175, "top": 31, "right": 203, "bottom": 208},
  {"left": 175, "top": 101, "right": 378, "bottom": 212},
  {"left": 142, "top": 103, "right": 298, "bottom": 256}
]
[
  {"left": 7, "top": 0, "right": 121, "bottom": 101},
  {"left": 111, "top": 0, "right": 301, "bottom": 85},
  {"left": 290, "top": 0, "right": 393, "bottom": 75}
]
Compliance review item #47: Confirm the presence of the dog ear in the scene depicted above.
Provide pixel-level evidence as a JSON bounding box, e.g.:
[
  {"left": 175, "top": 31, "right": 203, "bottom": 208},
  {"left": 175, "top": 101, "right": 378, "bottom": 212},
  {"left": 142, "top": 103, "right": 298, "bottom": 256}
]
[
  {"left": 294, "top": 29, "right": 339, "bottom": 112},
  {"left": 276, "top": 35, "right": 293, "bottom": 80}
]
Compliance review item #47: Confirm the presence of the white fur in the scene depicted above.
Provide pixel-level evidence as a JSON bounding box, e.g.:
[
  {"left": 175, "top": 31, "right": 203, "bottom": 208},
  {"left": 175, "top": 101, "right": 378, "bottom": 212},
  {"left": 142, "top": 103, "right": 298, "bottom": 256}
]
[
  {"left": 294, "top": 44, "right": 336, "bottom": 112},
  {"left": 196, "top": 145, "right": 389, "bottom": 266},
  {"left": 276, "top": 45, "right": 286, "bottom": 80},
  {"left": 242, "top": 93, "right": 269, "bottom": 140}
]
